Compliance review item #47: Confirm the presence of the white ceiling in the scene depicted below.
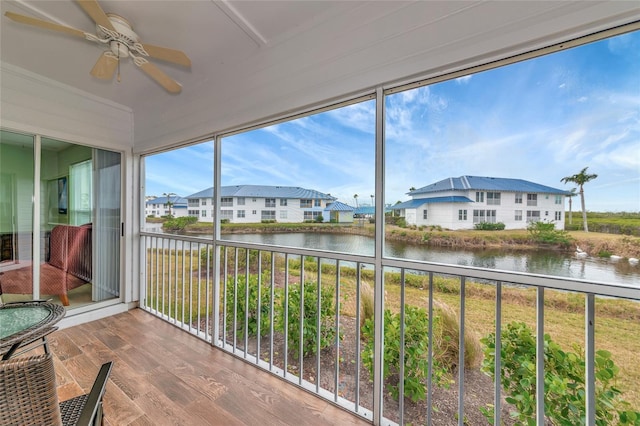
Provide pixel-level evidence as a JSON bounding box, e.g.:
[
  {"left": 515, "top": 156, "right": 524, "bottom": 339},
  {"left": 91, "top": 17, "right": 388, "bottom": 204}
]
[{"left": 1, "top": 1, "right": 639, "bottom": 152}]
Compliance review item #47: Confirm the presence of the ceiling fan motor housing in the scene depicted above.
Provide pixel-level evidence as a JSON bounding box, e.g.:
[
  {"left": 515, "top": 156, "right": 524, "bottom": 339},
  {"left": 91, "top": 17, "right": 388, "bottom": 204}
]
[{"left": 98, "top": 13, "right": 139, "bottom": 58}]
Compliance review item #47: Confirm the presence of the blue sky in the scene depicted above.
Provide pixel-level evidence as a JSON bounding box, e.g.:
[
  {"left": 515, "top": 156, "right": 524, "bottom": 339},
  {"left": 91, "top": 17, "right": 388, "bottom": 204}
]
[{"left": 146, "top": 31, "right": 639, "bottom": 212}]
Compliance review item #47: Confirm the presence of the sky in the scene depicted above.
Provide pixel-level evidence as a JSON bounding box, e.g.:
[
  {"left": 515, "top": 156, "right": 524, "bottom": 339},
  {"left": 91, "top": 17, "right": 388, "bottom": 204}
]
[{"left": 146, "top": 30, "right": 639, "bottom": 212}]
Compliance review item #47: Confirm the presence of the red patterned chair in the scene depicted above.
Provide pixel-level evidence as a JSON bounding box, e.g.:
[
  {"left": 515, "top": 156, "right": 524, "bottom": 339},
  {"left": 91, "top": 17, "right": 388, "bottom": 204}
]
[{"left": 0, "top": 224, "right": 92, "bottom": 306}]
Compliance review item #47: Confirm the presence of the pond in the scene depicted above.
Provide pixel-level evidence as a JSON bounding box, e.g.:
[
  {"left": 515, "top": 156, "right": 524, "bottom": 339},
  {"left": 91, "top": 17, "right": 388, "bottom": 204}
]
[
  {"left": 143, "top": 224, "right": 640, "bottom": 287},
  {"left": 223, "top": 232, "right": 640, "bottom": 287}
]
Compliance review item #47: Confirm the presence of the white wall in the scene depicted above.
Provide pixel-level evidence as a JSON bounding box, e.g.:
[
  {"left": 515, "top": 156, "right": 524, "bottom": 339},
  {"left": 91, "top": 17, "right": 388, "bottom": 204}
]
[{"left": 0, "top": 63, "right": 137, "bottom": 304}]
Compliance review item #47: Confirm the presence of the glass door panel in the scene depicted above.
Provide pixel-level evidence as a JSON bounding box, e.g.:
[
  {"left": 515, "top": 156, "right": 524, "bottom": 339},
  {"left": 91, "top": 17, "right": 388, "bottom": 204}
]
[{"left": 0, "top": 130, "right": 35, "bottom": 302}]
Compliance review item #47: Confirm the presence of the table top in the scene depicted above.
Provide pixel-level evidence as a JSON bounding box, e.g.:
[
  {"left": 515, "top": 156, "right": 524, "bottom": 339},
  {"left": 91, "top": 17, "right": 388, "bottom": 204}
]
[{"left": 0, "top": 302, "right": 65, "bottom": 355}]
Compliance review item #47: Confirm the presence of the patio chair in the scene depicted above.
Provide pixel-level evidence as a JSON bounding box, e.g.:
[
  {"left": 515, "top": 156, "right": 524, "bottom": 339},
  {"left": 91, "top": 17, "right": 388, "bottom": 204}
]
[{"left": 0, "top": 353, "right": 113, "bottom": 426}]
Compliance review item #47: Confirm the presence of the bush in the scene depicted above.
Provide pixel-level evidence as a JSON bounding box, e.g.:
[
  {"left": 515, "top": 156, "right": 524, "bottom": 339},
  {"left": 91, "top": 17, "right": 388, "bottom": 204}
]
[
  {"left": 314, "top": 214, "right": 324, "bottom": 223},
  {"left": 481, "top": 321, "right": 640, "bottom": 425},
  {"left": 474, "top": 222, "right": 506, "bottom": 230},
  {"left": 396, "top": 218, "right": 407, "bottom": 228},
  {"left": 225, "top": 274, "right": 272, "bottom": 339},
  {"left": 362, "top": 305, "right": 450, "bottom": 402},
  {"left": 275, "top": 281, "right": 339, "bottom": 358},
  {"left": 162, "top": 216, "right": 197, "bottom": 231},
  {"left": 527, "top": 221, "right": 573, "bottom": 246},
  {"left": 220, "top": 218, "right": 230, "bottom": 224}
]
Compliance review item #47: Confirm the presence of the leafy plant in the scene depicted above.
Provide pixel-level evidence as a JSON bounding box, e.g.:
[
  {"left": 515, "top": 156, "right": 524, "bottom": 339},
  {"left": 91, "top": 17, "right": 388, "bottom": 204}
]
[
  {"left": 474, "top": 222, "right": 506, "bottom": 230},
  {"left": 481, "top": 321, "right": 640, "bottom": 425},
  {"left": 225, "top": 274, "right": 272, "bottom": 339},
  {"left": 274, "top": 280, "right": 339, "bottom": 358},
  {"left": 361, "top": 305, "right": 450, "bottom": 403},
  {"left": 527, "top": 221, "right": 573, "bottom": 246},
  {"left": 162, "top": 216, "right": 197, "bottom": 231}
]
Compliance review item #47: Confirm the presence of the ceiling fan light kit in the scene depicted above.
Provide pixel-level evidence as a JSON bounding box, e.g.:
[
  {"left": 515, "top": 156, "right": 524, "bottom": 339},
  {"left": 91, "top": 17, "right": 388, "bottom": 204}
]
[{"left": 4, "top": 0, "right": 190, "bottom": 94}]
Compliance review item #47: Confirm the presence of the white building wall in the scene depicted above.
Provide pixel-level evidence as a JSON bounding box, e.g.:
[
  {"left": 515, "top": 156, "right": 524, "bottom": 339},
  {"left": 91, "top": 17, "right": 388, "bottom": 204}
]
[{"left": 404, "top": 190, "right": 565, "bottom": 230}]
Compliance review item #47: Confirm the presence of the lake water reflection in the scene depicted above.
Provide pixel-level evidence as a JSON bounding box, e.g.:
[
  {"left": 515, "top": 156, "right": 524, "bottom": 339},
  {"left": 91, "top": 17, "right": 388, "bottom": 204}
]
[{"left": 223, "top": 232, "right": 640, "bottom": 287}]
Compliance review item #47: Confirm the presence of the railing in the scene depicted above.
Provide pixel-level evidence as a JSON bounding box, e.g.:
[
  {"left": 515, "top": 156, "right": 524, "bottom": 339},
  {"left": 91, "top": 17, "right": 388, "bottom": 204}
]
[{"left": 140, "top": 232, "right": 640, "bottom": 426}]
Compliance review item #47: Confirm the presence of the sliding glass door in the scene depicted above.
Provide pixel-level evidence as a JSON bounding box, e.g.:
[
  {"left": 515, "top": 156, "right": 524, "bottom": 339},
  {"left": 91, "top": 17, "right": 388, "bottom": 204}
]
[{"left": 0, "top": 130, "right": 121, "bottom": 309}]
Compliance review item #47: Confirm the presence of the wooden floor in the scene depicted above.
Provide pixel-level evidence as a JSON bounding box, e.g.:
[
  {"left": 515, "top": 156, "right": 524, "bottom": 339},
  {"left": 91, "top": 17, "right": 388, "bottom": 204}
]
[{"left": 47, "top": 309, "right": 369, "bottom": 426}]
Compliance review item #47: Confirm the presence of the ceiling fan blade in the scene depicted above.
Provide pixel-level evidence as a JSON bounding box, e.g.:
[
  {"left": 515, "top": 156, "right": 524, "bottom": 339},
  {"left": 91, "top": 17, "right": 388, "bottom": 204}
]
[
  {"left": 90, "top": 52, "right": 118, "bottom": 80},
  {"left": 139, "top": 43, "right": 191, "bottom": 68},
  {"left": 76, "top": 0, "right": 115, "bottom": 32},
  {"left": 4, "top": 11, "right": 86, "bottom": 38},
  {"left": 138, "top": 61, "right": 182, "bottom": 94}
]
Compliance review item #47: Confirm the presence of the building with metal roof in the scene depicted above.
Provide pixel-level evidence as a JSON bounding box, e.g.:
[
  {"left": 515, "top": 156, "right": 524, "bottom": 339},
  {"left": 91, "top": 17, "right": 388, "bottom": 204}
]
[
  {"left": 185, "top": 185, "right": 336, "bottom": 223},
  {"left": 145, "top": 196, "right": 188, "bottom": 218},
  {"left": 392, "top": 176, "right": 571, "bottom": 230}
]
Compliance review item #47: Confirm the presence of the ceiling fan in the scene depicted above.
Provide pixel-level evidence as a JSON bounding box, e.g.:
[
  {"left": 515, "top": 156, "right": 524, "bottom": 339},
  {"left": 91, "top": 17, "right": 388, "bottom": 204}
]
[{"left": 4, "top": 0, "right": 191, "bottom": 94}]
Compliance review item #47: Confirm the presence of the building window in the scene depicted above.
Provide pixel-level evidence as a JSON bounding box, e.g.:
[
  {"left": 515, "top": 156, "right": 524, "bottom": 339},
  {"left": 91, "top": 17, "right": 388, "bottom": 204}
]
[
  {"left": 423, "top": 209, "right": 428, "bottom": 219},
  {"left": 237, "top": 210, "right": 245, "bottom": 218},
  {"left": 473, "top": 209, "right": 485, "bottom": 223},
  {"left": 201, "top": 210, "right": 206, "bottom": 217},
  {"left": 265, "top": 198, "right": 276, "bottom": 207},
  {"left": 555, "top": 195, "right": 562, "bottom": 205},
  {"left": 527, "top": 194, "right": 537, "bottom": 206},
  {"left": 237, "top": 197, "right": 245, "bottom": 205},
  {"left": 188, "top": 199, "right": 198, "bottom": 207},
  {"left": 220, "top": 210, "right": 233, "bottom": 220},
  {"left": 526, "top": 210, "right": 541, "bottom": 223},
  {"left": 458, "top": 209, "right": 467, "bottom": 220},
  {"left": 314, "top": 199, "right": 321, "bottom": 207},
  {"left": 261, "top": 210, "right": 276, "bottom": 220},
  {"left": 201, "top": 199, "right": 207, "bottom": 206},
  {"left": 515, "top": 193, "right": 523, "bottom": 204},
  {"left": 515, "top": 210, "right": 522, "bottom": 221},
  {"left": 486, "top": 210, "right": 497, "bottom": 223},
  {"left": 280, "top": 211, "right": 288, "bottom": 219},
  {"left": 221, "top": 197, "right": 233, "bottom": 207},
  {"left": 280, "top": 199, "right": 287, "bottom": 206},
  {"left": 252, "top": 210, "right": 256, "bottom": 215},
  {"left": 476, "top": 192, "right": 484, "bottom": 203},
  {"left": 487, "top": 192, "right": 501, "bottom": 205},
  {"left": 188, "top": 209, "right": 198, "bottom": 216},
  {"left": 300, "top": 199, "right": 312, "bottom": 208},
  {"left": 304, "top": 211, "right": 321, "bottom": 220},
  {"left": 555, "top": 211, "right": 562, "bottom": 221}
]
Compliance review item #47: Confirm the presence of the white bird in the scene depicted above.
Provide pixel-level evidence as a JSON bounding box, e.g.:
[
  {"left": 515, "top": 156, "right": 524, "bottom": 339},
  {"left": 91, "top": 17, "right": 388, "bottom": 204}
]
[
  {"left": 628, "top": 257, "right": 639, "bottom": 265},
  {"left": 576, "top": 245, "right": 585, "bottom": 253},
  {"left": 610, "top": 255, "right": 622, "bottom": 261},
  {"left": 575, "top": 246, "right": 587, "bottom": 258}
]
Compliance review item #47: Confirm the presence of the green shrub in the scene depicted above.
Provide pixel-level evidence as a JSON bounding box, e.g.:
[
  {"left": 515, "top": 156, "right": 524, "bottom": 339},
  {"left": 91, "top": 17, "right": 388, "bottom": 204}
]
[
  {"left": 474, "top": 222, "right": 506, "bottom": 231},
  {"left": 162, "top": 216, "right": 197, "bottom": 231},
  {"left": 527, "top": 221, "right": 573, "bottom": 246},
  {"left": 396, "top": 218, "right": 407, "bottom": 228},
  {"left": 220, "top": 218, "right": 230, "bottom": 224},
  {"left": 275, "top": 281, "right": 339, "bottom": 358},
  {"left": 481, "top": 321, "right": 640, "bottom": 425},
  {"left": 362, "top": 305, "right": 450, "bottom": 403},
  {"left": 314, "top": 214, "right": 324, "bottom": 223},
  {"left": 225, "top": 274, "right": 272, "bottom": 339}
]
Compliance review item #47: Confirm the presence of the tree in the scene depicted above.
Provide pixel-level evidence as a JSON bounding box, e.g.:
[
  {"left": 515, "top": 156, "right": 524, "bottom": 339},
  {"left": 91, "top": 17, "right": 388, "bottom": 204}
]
[
  {"left": 561, "top": 167, "right": 597, "bottom": 232},
  {"left": 409, "top": 187, "right": 416, "bottom": 192},
  {"left": 353, "top": 194, "right": 359, "bottom": 208},
  {"left": 566, "top": 187, "right": 577, "bottom": 225},
  {"left": 163, "top": 192, "right": 176, "bottom": 217}
]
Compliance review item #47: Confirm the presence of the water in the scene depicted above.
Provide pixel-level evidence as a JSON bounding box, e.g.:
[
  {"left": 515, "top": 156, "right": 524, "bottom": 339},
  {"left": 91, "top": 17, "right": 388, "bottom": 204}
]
[
  {"left": 223, "top": 232, "right": 640, "bottom": 287},
  {"left": 143, "top": 224, "right": 640, "bottom": 286}
]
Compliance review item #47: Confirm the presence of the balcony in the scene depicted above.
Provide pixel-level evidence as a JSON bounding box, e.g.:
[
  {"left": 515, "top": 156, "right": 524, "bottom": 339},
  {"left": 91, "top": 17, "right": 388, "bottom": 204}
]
[
  {"left": 139, "top": 233, "right": 640, "bottom": 425},
  {"left": 49, "top": 308, "right": 367, "bottom": 425}
]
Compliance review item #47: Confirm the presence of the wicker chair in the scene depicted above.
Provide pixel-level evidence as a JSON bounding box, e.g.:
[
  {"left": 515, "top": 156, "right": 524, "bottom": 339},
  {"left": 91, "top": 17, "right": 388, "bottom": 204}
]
[{"left": 0, "top": 353, "right": 113, "bottom": 426}]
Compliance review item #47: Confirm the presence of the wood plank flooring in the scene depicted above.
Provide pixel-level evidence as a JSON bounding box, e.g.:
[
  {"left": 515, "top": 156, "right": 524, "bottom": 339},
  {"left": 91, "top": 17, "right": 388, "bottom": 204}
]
[{"left": 47, "top": 308, "right": 370, "bottom": 426}]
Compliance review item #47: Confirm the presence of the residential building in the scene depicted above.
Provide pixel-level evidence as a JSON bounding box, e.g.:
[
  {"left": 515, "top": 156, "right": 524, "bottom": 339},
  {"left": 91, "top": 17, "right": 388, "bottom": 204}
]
[
  {"left": 186, "top": 185, "right": 336, "bottom": 223},
  {"left": 145, "top": 195, "right": 188, "bottom": 218},
  {"left": 392, "top": 176, "right": 570, "bottom": 230}
]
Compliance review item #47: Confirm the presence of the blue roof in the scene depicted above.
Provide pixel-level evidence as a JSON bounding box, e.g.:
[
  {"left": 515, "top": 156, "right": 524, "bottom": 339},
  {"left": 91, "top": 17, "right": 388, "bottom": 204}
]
[
  {"left": 409, "top": 176, "right": 571, "bottom": 196},
  {"left": 146, "top": 196, "right": 187, "bottom": 206},
  {"left": 186, "top": 185, "right": 335, "bottom": 200},
  {"left": 325, "top": 201, "right": 354, "bottom": 212},
  {"left": 391, "top": 196, "right": 473, "bottom": 210},
  {"left": 354, "top": 206, "right": 374, "bottom": 215}
]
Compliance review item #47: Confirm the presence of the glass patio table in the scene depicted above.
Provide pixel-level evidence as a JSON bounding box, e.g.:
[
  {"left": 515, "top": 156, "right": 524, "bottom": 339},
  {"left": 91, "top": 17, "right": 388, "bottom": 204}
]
[{"left": 0, "top": 301, "right": 65, "bottom": 360}]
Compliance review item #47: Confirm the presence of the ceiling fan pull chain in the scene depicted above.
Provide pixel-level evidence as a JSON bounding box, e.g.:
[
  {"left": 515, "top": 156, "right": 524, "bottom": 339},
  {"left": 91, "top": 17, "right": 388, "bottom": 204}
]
[{"left": 117, "top": 44, "right": 121, "bottom": 82}]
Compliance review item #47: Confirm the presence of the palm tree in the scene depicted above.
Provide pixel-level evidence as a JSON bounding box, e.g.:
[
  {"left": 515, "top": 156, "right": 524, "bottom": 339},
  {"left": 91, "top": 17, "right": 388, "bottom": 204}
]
[
  {"left": 409, "top": 187, "right": 416, "bottom": 192},
  {"left": 566, "top": 188, "right": 578, "bottom": 225},
  {"left": 561, "top": 167, "right": 597, "bottom": 232},
  {"left": 163, "top": 192, "right": 176, "bottom": 217}
]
